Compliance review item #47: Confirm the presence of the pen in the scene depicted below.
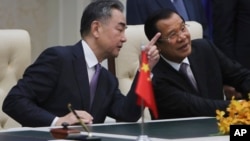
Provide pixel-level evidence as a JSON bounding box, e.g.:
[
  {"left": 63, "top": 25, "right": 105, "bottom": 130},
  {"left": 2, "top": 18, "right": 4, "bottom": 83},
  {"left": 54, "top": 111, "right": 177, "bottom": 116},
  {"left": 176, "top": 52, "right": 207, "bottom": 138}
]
[{"left": 67, "top": 103, "right": 92, "bottom": 137}]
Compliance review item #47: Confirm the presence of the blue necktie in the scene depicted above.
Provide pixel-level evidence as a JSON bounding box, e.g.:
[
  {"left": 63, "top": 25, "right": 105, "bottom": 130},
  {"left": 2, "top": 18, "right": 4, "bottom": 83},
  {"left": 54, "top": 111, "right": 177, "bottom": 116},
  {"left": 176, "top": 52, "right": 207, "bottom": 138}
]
[
  {"left": 172, "top": 0, "right": 189, "bottom": 21},
  {"left": 89, "top": 64, "right": 101, "bottom": 108}
]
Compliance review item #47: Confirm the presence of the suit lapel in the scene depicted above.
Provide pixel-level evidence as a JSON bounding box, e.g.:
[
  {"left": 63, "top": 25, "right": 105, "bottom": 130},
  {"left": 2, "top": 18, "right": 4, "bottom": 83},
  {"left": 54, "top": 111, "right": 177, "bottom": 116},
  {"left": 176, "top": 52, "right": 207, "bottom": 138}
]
[
  {"left": 156, "top": 0, "right": 176, "bottom": 9},
  {"left": 183, "top": 0, "right": 196, "bottom": 20},
  {"left": 72, "top": 41, "right": 91, "bottom": 111},
  {"left": 158, "top": 58, "right": 189, "bottom": 91},
  {"left": 188, "top": 46, "right": 209, "bottom": 98}
]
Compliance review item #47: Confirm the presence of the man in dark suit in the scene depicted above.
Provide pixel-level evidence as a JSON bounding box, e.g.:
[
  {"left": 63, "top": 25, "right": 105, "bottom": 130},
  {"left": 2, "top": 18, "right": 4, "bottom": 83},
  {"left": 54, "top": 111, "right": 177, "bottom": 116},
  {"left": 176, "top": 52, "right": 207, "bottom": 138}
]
[
  {"left": 144, "top": 9, "right": 250, "bottom": 119},
  {"left": 2, "top": 0, "right": 161, "bottom": 127},
  {"left": 126, "top": 0, "right": 211, "bottom": 39},
  {"left": 212, "top": 0, "right": 250, "bottom": 99},
  {"left": 213, "top": 0, "right": 250, "bottom": 69}
]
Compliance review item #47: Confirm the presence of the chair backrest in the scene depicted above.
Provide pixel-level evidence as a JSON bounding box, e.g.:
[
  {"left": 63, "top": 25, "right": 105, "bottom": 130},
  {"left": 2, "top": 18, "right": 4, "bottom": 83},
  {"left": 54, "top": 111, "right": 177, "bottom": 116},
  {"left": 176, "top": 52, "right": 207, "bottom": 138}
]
[
  {"left": 112, "top": 21, "right": 203, "bottom": 120},
  {"left": 0, "top": 29, "right": 31, "bottom": 129}
]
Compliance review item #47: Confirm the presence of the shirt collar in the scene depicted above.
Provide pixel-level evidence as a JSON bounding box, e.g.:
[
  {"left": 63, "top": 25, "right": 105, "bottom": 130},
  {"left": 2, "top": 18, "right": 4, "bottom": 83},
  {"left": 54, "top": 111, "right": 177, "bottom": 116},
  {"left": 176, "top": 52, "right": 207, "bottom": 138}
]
[
  {"left": 161, "top": 55, "right": 190, "bottom": 71},
  {"left": 81, "top": 40, "right": 99, "bottom": 69}
]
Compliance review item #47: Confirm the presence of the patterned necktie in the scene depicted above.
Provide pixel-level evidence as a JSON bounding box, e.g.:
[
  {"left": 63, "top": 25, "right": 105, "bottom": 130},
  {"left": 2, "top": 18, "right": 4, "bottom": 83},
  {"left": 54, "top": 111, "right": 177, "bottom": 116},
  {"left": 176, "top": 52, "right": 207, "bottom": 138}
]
[
  {"left": 89, "top": 63, "right": 101, "bottom": 108},
  {"left": 172, "top": 0, "right": 189, "bottom": 21},
  {"left": 179, "top": 63, "right": 198, "bottom": 91}
]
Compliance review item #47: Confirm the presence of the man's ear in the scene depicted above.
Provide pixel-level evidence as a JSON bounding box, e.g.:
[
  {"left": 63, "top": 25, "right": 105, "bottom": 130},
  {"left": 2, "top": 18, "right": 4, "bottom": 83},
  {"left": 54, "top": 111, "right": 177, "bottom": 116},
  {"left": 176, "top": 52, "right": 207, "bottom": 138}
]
[{"left": 91, "top": 21, "right": 102, "bottom": 38}]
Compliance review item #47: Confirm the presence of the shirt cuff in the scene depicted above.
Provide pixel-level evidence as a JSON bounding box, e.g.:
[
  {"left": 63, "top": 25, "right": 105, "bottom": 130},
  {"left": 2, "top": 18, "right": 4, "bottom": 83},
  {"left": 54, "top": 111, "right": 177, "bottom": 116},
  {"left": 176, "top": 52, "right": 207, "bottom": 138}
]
[{"left": 51, "top": 117, "right": 59, "bottom": 126}]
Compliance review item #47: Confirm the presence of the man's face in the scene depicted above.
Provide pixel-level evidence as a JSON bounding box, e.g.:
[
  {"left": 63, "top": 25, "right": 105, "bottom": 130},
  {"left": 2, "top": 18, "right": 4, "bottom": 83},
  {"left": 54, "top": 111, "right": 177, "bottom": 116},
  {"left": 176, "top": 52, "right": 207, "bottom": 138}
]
[
  {"left": 156, "top": 13, "right": 191, "bottom": 63},
  {"left": 97, "top": 9, "right": 127, "bottom": 59}
]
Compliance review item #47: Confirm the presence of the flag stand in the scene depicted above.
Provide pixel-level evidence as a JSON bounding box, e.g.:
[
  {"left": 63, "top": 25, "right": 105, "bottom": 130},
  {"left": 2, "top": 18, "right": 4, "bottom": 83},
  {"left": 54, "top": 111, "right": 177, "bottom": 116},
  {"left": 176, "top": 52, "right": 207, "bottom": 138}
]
[{"left": 136, "top": 100, "right": 151, "bottom": 141}]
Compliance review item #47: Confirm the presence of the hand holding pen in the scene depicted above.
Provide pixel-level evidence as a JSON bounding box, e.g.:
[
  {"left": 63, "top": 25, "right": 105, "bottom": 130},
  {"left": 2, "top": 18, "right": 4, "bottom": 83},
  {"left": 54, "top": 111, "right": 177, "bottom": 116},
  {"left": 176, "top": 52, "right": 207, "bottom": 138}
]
[{"left": 67, "top": 103, "right": 93, "bottom": 137}]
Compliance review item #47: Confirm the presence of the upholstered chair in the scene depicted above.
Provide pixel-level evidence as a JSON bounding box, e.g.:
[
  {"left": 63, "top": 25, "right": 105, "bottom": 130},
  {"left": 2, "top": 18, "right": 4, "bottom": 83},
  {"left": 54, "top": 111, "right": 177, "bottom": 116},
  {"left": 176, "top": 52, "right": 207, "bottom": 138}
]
[{"left": 0, "top": 29, "right": 31, "bottom": 129}]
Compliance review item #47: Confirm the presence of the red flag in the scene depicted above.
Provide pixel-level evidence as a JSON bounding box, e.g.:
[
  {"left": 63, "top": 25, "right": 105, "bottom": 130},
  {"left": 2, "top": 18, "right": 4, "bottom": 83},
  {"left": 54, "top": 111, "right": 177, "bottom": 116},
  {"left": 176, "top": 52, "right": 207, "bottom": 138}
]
[{"left": 135, "top": 50, "right": 158, "bottom": 119}]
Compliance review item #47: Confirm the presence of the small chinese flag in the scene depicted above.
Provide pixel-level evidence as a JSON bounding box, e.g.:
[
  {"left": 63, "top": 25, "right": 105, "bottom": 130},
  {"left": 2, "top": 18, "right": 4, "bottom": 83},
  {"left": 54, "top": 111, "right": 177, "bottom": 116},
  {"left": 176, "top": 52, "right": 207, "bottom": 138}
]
[{"left": 135, "top": 50, "right": 158, "bottom": 119}]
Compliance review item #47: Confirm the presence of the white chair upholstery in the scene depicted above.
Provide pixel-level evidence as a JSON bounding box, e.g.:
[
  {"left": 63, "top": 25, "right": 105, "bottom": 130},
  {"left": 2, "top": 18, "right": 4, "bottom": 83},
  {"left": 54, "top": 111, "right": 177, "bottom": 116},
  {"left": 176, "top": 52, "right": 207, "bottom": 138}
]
[
  {"left": 114, "top": 21, "right": 203, "bottom": 120},
  {"left": 0, "top": 29, "right": 31, "bottom": 129}
]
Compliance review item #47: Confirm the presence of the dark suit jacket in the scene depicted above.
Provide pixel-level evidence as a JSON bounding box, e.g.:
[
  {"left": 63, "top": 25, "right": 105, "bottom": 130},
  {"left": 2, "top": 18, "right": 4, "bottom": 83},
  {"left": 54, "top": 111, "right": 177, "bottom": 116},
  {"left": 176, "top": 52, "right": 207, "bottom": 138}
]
[
  {"left": 2, "top": 41, "right": 141, "bottom": 127},
  {"left": 152, "top": 39, "right": 250, "bottom": 119},
  {"left": 212, "top": 0, "right": 250, "bottom": 69},
  {"left": 126, "top": 0, "right": 210, "bottom": 39}
]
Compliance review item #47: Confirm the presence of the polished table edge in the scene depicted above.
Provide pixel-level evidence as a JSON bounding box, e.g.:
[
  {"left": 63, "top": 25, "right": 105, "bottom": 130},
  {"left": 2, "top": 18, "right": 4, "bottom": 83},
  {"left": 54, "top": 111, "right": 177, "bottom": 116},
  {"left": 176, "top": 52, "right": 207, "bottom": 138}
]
[{"left": 0, "top": 117, "right": 229, "bottom": 141}]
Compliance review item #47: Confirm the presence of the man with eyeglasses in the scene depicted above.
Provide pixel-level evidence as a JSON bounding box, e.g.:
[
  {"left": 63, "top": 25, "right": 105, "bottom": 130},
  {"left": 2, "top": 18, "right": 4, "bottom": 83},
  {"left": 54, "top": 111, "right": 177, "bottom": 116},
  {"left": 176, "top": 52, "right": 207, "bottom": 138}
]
[{"left": 144, "top": 8, "right": 250, "bottom": 120}]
